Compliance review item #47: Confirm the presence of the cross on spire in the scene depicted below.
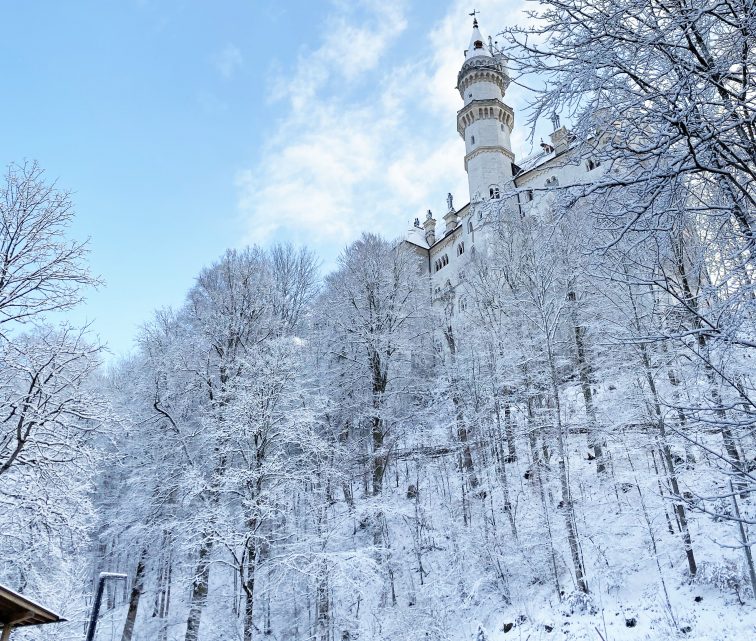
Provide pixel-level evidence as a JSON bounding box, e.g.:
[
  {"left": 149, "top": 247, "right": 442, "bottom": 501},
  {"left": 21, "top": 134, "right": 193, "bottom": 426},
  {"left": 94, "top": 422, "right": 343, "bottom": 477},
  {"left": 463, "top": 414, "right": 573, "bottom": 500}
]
[{"left": 469, "top": 9, "right": 479, "bottom": 26}]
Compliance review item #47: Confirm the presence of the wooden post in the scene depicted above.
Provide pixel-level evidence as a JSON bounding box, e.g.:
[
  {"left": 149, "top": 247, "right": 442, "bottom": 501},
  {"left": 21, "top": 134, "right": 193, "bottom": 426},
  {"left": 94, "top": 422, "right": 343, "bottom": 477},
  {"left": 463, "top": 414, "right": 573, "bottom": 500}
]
[{"left": 1, "top": 623, "right": 14, "bottom": 641}]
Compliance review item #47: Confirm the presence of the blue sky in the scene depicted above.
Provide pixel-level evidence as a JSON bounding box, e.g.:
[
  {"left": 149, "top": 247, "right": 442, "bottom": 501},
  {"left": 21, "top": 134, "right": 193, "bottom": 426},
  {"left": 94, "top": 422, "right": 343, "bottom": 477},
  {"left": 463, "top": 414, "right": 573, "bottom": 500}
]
[{"left": 2, "top": 0, "right": 533, "bottom": 358}]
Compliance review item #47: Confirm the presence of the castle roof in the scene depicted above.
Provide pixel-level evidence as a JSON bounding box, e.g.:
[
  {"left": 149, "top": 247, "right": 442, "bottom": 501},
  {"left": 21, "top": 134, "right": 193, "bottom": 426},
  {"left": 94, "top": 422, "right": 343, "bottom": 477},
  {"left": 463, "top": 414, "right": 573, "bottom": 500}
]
[
  {"left": 403, "top": 203, "right": 470, "bottom": 253},
  {"left": 405, "top": 225, "right": 429, "bottom": 249},
  {"left": 465, "top": 18, "right": 491, "bottom": 60}
]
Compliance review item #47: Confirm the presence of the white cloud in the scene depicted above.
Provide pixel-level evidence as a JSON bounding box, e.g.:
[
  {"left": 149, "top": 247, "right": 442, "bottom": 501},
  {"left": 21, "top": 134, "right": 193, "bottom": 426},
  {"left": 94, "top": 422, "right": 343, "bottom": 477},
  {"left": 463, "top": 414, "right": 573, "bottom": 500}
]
[
  {"left": 214, "top": 44, "right": 243, "bottom": 79},
  {"left": 235, "top": 0, "right": 533, "bottom": 264},
  {"left": 269, "top": 1, "right": 408, "bottom": 112}
]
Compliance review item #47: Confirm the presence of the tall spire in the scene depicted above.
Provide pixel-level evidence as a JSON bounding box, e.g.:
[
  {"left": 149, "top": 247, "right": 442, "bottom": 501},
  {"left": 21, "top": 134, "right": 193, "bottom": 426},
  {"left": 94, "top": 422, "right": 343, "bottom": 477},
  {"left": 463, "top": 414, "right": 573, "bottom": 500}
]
[{"left": 466, "top": 15, "right": 491, "bottom": 59}]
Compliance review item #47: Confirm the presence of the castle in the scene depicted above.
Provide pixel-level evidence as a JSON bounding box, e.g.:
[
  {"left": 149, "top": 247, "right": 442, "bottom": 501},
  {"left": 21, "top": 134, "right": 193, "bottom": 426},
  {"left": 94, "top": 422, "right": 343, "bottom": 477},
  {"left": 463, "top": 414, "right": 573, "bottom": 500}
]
[{"left": 403, "top": 18, "right": 604, "bottom": 309}]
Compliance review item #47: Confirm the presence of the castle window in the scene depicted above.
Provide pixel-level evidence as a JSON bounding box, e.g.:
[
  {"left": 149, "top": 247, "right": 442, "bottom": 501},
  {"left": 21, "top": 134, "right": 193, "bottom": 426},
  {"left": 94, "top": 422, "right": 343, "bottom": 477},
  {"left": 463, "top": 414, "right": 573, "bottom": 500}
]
[
  {"left": 489, "top": 186, "right": 500, "bottom": 199},
  {"left": 459, "top": 297, "right": 468, "bottom": 312},
  {"left": 457, "top": 242, "right": 465, "bottom": 256},
  {"left": 442, "top": 254, "right": 449, "bottom": 267},
  {"left": 525, "top": 189, "right": 534, "bottom": 202},
  {"left": 434, "top": 259, "right": 442, "bottom": 272},
  {"left": 545, "top": 176, "right": 559, "bottom": 187},
  {"left": 467, "top": 220, "right": 473, "bottom": 233},
  {"left": 471, "top": 135, "right": 475, "bottom": 144},
  {"left": 586, "top": 158, "right": 601, "bottom": 171}
]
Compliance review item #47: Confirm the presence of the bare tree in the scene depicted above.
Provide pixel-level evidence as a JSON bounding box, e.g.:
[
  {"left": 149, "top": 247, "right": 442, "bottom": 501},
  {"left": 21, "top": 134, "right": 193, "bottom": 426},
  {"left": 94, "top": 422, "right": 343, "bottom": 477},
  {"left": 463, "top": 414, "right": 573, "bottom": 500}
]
[{"left": 0, "top": 161, "right": 98, "bottom": 336}]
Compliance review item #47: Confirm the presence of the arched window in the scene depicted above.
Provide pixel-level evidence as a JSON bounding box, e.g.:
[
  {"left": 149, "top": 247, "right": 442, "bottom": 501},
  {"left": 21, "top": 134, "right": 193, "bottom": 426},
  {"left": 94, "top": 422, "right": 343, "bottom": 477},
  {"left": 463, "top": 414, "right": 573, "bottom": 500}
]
[
  {"left": 586, "top": 158, "right": 601, "bottom": 171},
  {"left": 434, "top": 259, "right": 441, "bottom": 272},
  {"left": 457, "top": 242, "right": 465, "bottom": 256},
  {"left": 471, "top": 135, "right": 475, "bottom": 144},
  {"left": 442, "top": 254, "right": 449, "bottom": 267},
  {"left": 489, "top": 185, "right": 501, "bottom": 199},
  {"left": 459, "top": 297, "right": 468, "bottom": 312},
  {"left": 467, "top": 220, "right": 473, "bottom": 233},
  {"left": 545, "top": 176, "right": 559, "bottom": 187}
]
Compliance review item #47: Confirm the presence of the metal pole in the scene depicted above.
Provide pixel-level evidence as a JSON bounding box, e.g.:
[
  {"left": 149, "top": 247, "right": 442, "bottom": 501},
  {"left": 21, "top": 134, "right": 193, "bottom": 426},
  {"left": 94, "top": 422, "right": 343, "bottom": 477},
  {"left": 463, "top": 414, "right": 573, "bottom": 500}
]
[{"left": 85, "top": 572, "right": 127, "bottom": 641}]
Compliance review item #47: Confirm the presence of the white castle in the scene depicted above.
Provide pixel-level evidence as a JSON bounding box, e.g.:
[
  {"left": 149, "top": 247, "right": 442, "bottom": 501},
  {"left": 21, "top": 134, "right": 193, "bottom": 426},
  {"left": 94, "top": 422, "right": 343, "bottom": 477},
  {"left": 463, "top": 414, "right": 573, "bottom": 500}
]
[{"left": 403, "top": 18, "right": 604, "bottom": 309}]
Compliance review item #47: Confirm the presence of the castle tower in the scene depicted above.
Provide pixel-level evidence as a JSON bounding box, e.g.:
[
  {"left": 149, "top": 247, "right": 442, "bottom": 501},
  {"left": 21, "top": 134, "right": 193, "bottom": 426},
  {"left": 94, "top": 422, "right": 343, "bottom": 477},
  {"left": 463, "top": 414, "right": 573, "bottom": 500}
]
[{"left": 456, "top": 19, "right": 514, "bottom": 203}]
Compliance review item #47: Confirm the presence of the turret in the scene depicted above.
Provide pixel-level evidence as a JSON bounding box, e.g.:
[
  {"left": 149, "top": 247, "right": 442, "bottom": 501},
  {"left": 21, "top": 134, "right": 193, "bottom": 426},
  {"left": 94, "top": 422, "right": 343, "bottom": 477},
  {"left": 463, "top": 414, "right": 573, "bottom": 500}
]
[
  {"left": 423, "top": 210, "right": 437, "bottom": 245},
  {"left": 456, "top": 18, "right": 514, "bottom": 203},
  {"left": 443, "top": 196, "right": 458, "bottom": 234},
  {"left": 549, "top": 114, "right": 570, "bottom": 155}
]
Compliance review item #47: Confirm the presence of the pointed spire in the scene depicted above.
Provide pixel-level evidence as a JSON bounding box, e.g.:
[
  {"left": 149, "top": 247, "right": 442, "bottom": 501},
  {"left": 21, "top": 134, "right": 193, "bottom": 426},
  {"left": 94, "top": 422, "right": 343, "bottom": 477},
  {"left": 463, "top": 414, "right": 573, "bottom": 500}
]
[{"left": 466, "top": 15, "right": 491, "bottom": 59}]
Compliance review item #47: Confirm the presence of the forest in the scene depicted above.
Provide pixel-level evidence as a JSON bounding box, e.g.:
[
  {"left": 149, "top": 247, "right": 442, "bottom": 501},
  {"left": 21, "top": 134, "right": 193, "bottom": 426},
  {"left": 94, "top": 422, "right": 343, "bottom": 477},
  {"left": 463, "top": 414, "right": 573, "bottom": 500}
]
[{"left": 1, "top": 0, "right": 755, "bottom": 639}]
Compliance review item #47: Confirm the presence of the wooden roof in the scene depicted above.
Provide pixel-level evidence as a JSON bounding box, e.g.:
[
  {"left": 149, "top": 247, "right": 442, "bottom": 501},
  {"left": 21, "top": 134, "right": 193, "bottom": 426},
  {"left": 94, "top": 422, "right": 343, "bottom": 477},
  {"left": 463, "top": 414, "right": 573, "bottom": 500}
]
[{"left": 0, "top": 584, "right": 64, "bottom": 627}]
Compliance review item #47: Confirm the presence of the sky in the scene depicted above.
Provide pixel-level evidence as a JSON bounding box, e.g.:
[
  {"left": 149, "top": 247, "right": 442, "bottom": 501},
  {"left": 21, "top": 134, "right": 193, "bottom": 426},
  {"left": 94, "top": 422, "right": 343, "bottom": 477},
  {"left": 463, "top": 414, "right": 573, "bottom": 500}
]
[{"left": 2, "top": 0, "right": 537, "bottom": 359}]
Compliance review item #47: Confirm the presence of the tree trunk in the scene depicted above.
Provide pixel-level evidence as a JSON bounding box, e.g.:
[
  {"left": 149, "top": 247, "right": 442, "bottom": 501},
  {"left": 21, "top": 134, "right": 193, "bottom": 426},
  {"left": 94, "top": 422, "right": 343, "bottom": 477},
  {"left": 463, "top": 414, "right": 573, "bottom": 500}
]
[
  {"left": 526, "top": 396, "right": 561, "bottom": 598},
  {"left": 674, "top": 242, "right": 743, "bottom": 482},
  {"left": 639, "top": 344, "right": 698, "bottom": 576},
  {"left": 547, "top": 342, "right": 588, "bottom": 593},
  {"left": 493, "top": 400, "right": 518, "bottom": 540},
  {"left": 503, "top": 399, "right": 517, "bottom": 462},
  {"left": 151, "top": 542, "right": 172, "bottom": 641},
  {"left": 316, "top": 562, "right": 329, "bottom": 641},
  {"left": 370, "top": 351, "right": 388, "bottom": 496},
  {"left": 243, "top": 542, "right": 258, "bottom": 641},
  {"left": 120, "top": 549, "right": 147, "bottom": 641},
  {"left": 184, "top": 539, "right": 211, "bottom": 641},
  {"left": 626, "top": 280, "right": 698, "bottom": 575},
  {"left": 567, "top": 290, "right": 605, "bottom": 473},
  {"left": 372, "top": 414, "right": 385, "bottom": 496},
  {"left": 445, "top": 325, "right": 479, "bottom": 488}
]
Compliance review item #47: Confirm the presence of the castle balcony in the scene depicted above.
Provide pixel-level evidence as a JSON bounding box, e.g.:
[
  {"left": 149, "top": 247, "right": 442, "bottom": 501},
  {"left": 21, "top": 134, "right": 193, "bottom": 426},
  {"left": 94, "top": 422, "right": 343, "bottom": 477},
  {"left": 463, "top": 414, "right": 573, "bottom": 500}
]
[{"left": 457, "top": 99, "right": 515, "bottom": 137}]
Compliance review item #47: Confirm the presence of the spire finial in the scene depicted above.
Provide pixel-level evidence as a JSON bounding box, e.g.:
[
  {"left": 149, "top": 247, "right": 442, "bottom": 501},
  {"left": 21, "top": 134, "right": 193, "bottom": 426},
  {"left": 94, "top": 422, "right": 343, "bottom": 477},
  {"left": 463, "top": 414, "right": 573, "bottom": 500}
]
[{"left": 469, "top": 9, "right": 479, "bottom": 27}]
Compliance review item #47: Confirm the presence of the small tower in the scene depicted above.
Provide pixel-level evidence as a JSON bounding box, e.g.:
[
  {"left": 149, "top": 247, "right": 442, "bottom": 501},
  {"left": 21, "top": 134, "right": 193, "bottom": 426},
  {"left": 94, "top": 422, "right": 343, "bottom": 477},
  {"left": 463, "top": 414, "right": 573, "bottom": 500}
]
[
  {"left": 443, "top": 195, "right": 458, "bottom": 234},
  {"left": 549, "top": 113, "right": 570, "bottom": 155},
  {"left": 423, "top": 210, "right": 437, "bottom": 245},
  {"left": 456, "top": 18, "right": 514, "bottom": 203}
]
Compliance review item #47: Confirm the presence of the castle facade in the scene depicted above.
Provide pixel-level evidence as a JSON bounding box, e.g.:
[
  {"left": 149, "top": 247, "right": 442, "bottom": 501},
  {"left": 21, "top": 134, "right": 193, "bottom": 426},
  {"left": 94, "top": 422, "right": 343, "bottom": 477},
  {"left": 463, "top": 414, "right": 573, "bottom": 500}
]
[{"left": 403, "top": 19, "right": 605, "bottom": 312}]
